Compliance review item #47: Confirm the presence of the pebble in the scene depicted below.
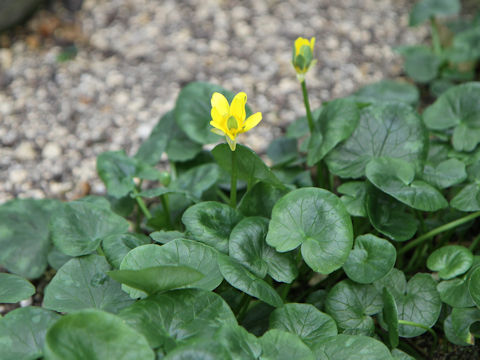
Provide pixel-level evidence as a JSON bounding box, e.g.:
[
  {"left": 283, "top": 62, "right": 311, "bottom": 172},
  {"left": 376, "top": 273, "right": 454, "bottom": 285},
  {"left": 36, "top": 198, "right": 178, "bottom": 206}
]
[{"left": 15, "top": 142, "right": 36, "bottom": 161}]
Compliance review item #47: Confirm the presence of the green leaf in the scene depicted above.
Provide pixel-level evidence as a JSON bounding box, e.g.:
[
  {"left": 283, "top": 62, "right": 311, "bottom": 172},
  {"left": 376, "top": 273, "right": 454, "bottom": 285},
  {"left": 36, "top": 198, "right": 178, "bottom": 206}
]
[
  {"left": 170, "top": 163, "right": 220, "bottom": 198},
  {"left": 109, "top": 265, "right": 203, "bottom": 297},
  {"left": 401, "top": 46, "right": 442, "bottom": 83},
  {"left": 119, "top": 241, "right": 221, "bottom": 297},
  {"left": 382, "top": 288, "right": 399, "bottom": 348},
  {"left": 44, "top": 309, "right": 154, "bottom": 360},
  {"left": 212, "top": 144, "right": 284, "bottom": 189},
  {"left": 0, "top": 307, "right": 60, "bottom": 360},
  {"left": 101, "top": 233, "right": 150, "bottom": 269},
  {"left": 352, "top": 80, "right": 419, "bottom": 106},
  {"left": 175, "top": 82, "right": 239, "bottom": 144},
  {"left": 0, "top": 273, "right": 35, "bottom": 303},
  {"left": 427, "top": 245, "right": 473, "bottom": 279},
  {"left": 266, "top": 188, "right": 353, "bottom": 274},
  {"left": 375, "top": 270, "right": 442, "bottom": 337},
  {"left": 325, "top": 280, "right": 382, "bottom": 333},
  {"left": 438, "top": 277, "right": 475, "bottom": 308},
  {"left": 326, "top": 102, "right": 426, "bottom": 178},
  {"left": 444, "top": 307, "right": 480, "bottom": 346},
  {"left": 343, "top": 234, "right": 396, "bottom": 284},
  {"left": 448, "top": 27, "right": 480, "bottom": 63},
  {"left": 134, "top": 112, "right": 170, "bottom": 165},
  {"left": 366, "top": 157, "right": 448, "bottom": 211},
  {"left": 215, "top": 324, "right": 262, "bottom": 360},
  {"left": 229, "top": 217, "right": 297, "bottom": 283},
  {"left": 315, "top": 335, "right": 394, "bottom": 360},
  {"left": 338, "top": 181, "right": 367, "bottom": 217},
  {"left": 259, "top": 329, "right": 315, "bottom": 360},
  {"left": 50, "top": 201, "right": 129, "bottom": 257},
  {"left": 217, "top": 254, "right": 283, "bottom": 308},
  {"left": 269, "top": 303, "right": 337, "bottom": 348},
  {"left": 391, "top": 349, "right": 415, "bottom": 360},
  {"left": 0, "top": 198, "right": 60, "bottom": 279},
  {"left": 163, "top": 339, "right": 232, "bottom": 360},
  {"left": 307, "top": 99, "right": 360, "bottom": 165},
  {"left": 286, "top": 109, "right": 322, "bottom": 139},
  {"left": 97, "top": 150, "right": 159, "bottom": 198},
  {"left": 366, "top": 184, "right": 418, "bottom": 241},
  {"left": 43, "top": 254, "right": 134, "bottom": 313},
  {"left": 451, "top": 183, "right": 480, "bottom": 211},
  {"left": 182, "top": 201, "right": 244, "bottom": 253},
  {"left": 267, "top": 137, "right": 299, "bottom": 166},
  {"left": 47, "top": 246, "right": 72, "bottom": 270},
  {"left": 306, "top": 289, "right": 327, "bottom": 311},
  {"left": 118, "top": 289, "right": 236, "bottom": 349},
  {"left": 422, "top": 158, "right": 467, "bottom": 189},
  {"left": 468, "top": 266, "right": 480, "bottom": 308},
  {"left": 150, "top": 230, "right": 184, "bottom": 244},
  {"left": 409, "top": 0, "right": 461, "bottom": 26},
  {"left": 237, "top": 182, "right": 290, "bottom": 218}
]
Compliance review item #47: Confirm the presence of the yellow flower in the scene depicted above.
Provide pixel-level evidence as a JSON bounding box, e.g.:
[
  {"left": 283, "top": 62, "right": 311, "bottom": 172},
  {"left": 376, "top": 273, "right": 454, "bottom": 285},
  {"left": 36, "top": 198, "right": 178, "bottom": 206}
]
[
  {"left": 210, "top": 92, "right": 262, "bottom": 151},
  {"left": 292, "top": 36, "right": 316, "bottom": 81}
]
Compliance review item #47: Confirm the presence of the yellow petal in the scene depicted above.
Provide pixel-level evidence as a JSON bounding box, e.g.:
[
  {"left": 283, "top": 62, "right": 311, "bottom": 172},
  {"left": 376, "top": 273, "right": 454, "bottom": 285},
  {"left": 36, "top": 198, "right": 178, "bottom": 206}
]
[
  {"left": 242, "top": 112, "right": 262, "bottom": 133},
  {"left": 211, "top": 92, "right": 229, "bottom": 117},
  {"left": 230, "top": 92, "right": 247, "bottom": 124},
  {"left": 210, "top": 128, "right": 225, "bottom": 136},
  {"left": 310, "top": 37, "right": 315, "bottom": 52},
  {"left": 294, "top": 37, "right": 310, "bottom": 56},
  {"left": 226, "top": 136, "right": 237, "bottom": 151},
  {"left": 211, "top": 108, "right": 229, "bottom": 133}
]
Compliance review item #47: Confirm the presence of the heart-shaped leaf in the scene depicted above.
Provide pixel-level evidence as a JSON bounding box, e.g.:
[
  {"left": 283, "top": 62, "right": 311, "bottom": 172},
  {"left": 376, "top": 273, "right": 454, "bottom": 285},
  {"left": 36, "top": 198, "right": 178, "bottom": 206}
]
[
  {"left": 0, "top": 198, "right": 60, "bottom": 279},
  {"left": 0, "top": 307, "right": 60, "bottom": 360},
  {"left": 0, "top": 273, "right": 35, "bottom": 303},
  {"left": 182, "top": 201, "right": 244, "bottom": 253},
  {"left": 259, "top": 329, "right": 315, "bottom": 360},
  {"left": 422, "top": 158, "right": 467, "bottom": 189},
  {"left": 398, "top": 46, "right": 442, "bottom": 83},
  {"left": 326, "top": 102, "right": 426, "bottom": 179},
  {"left": 237, "top": 182, "right": 290, "bottom": 218},
  {"left": 427, "top": 245, "right": 473, "bottom": 279},
  {"left": 343, "top": 234, "right": 396, "bottom": 284},
  {"left": 269, "top": 303, "right": 337, "bottom": 348},
  {"left": 266, "top": 188, "right": 353, "bottom": 274},
  {"left": 119, "top": 241, "right": 221, "bottom": 298},
  {"left": 102, "top": 233, "right": 150, "bottom": 269},
  {"left": 438, "top": 277, "right": 475, "bottom": 308},
  {"left": 118, "top": 289, "right": 236, "bottom": 349},
  {"left": 366, "top": 157, "right": 448, "bottom": 212},
  {"left": 44, "top": 309, "right": 154, "bottom": 360},
  {"left": 170, "top": 163, "right": 221, "bottom": 198},
  {"left": 229, "top": 217, "right": 297, "bottom": 283},
  {"left": 43, "top": 254, "right": 134, "bottom": 313},
  {"left": 451, "top": 183, "right": 480, "bottom": 211},
  {"left": 314, "top": 334, "right": 394, "bottom": 360},
  {"left": 218, "top": 254, "right": 283, "bottom": 308},
  {"left": 352, "top": 80, "right": 419, "bottom": 105},
  {"left": 163, "top": 339, "right": 232, "bottom": 360},
  {"left": 50, "top": 201, "right": 129, "bottom": 257},
  {"left": 325, "top": 280, "right": 382, "bottom": 333},
  {"left": 338, "top": 181, "right": 367, "bottom": 217},
  {"left": 215, "top": 324, "right": 262, "bottom": 360},
  {"left": 444, "top": 307, "right": 480, "bottom": 346}
]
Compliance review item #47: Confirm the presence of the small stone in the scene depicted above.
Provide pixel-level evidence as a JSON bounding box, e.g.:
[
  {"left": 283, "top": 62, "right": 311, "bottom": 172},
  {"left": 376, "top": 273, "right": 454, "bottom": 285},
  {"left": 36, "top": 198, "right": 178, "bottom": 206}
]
[
  {"left": 20, "top": 298, "right": 32, "bottom": 307},
  {"left": 15, "top": 142, "right": 36, "bottom": 160},
  {"left": 42, "top": 142, "right": 62, "bottom": 159},
  {"left": 9, "top": 168, "right": 28, "bottom": 183}
]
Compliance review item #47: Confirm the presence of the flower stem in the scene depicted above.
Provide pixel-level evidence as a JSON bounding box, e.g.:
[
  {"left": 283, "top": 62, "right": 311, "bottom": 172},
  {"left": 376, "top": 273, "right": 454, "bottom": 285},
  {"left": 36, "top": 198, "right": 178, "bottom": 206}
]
[
  {"left": 398, "top": 320, "right": 437, "bottom": 344},
  {"left": 230, "top": 149, "right": 237, "bottom": 208},
  {"left": 430, "top": 16, "right": 442, "bottom": 56},
  {"left": 161, "top": 194, "right": 172, "bottom": 228},
  {"left": 132, "top": 188, "right": 152, "bottom": 220},
  {"left": 399, "top": 211, "right": 480, "bottom": 255},
  {"left": 469, "top": 233, "right": 480, "bottom": 251},
  {"left": 301, "top": 80, "right": 314, "bottom": 133}
]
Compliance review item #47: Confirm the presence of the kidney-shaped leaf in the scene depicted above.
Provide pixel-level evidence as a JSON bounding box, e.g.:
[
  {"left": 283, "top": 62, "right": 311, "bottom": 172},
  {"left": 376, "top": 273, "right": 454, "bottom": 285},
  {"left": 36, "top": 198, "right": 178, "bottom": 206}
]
[
  {"left": 326, "top": 102, "right": 426, "bottom": 179},
  {"left": 43, "top": 254, "right": 133, "bottom": 314},
  {"left": 266, "top": 188, "right": 353, "bottom": 274},
  {"left": 118, "top": 289, "right": 237, "bottom": 349},
  {"left": 0, "top": 307, "right": 60, "bottom": 360},
  {"left": 343, "top": 234, "right": 396, "bottom": 284},
  {"left": 427, "top": 245, "right": 473, "bottom": 280},
  {"left": 51, "top": 201, "right": 129, "bottom": 257},
  {"left": 422, "top": 158, "right": 467, "bottom": 189},
  {"left": 438, "top": 277, "right": 475, "bottom": 308},
  {"left": 102, "top": 233, "right": 151, "bottom": 269},
  {"left": 338, "top": 181, "right": 367, "bottom": 218},
  {"left": 0, "top": 273, "right": 35, "bottom": 303},
  {"left": 259, "top": 329, "right": 315, "bottom": 360},
  {"left": 44, "top": 309, "right": 154, "bottom": 360},
  {"left": 444, "top": 307, "right": 480, "bottom": 346},
  {"left": 315, "top": 334, "right": 393, "bottom": 360}
]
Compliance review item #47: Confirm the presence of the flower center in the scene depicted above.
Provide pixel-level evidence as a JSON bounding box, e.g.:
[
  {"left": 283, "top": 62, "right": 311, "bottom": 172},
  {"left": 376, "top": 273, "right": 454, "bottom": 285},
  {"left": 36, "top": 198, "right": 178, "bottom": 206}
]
[{"left": 227, "top": 116, "right": 238, "bottom": 131}]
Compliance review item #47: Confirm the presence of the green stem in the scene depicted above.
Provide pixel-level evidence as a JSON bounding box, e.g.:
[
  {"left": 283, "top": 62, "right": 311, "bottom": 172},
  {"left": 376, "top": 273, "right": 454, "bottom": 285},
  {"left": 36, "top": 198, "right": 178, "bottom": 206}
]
[
  {"left": 216, "top": 189, "right": 230, "bottom": 204},
  {"left": 230, "top": 150, "right": 237, "bottom": 208},
  {"left": 430, "top": 16, "right": 442, "bottom": 56},
  {"left": 399, "top": 211, "right": 480, "bottom": 255},
  {"left": 236, "top": 293, "right": 250, "bottom": 322},
  {"left": 169, "top": 161, "right": 177, "bottom": 181},
  {"left": 398, "top": 320, "right": 437, "bottom": 344},
  {"left": 132, "top": 188, "right": 152, "bottom": 220},
  {"left": 161, "top": 194, "right": 172, "bottom": 228},
  {"left": 469, "top": 233, "right": 480, "bottom": 252},
  {"left": 301, "top": 80, "right": 314, "bottom": 133}
]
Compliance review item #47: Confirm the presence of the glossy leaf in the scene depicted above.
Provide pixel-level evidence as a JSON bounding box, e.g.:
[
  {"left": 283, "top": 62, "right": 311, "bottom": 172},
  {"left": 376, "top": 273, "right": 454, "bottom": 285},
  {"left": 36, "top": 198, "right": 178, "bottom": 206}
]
[
  {"left": 269, "top": 303, "right": 337, "bottom": 347},
  {"left": 468, "top": 266, "right": 480, "bottom": 308},
  {"left": 215, "top": 324, "right": 262, "bottom": 360},
  {"left": 102, "top": 233, "right": 150, "bottom": 269},
  {"left": 170, "top": 163, "right": 220, "bottom": 198},
  {"left": 217, "top": 254, "right": 283, "bottom": 308},
  {"left": 0, "top": 198, "right": 60, "bottom": 279},
  {"left": 438, "top": 277, "right": 475, "bottom": 308},
  {"left": 353, "top": 80, "right": 419, "bottom": 105},
  {"left": 163, "top": 340, "right": 232, "bottom": 360},
  {"left": 422, "top": 158, "right": 467, "bottom": 189},
  {"left": 266, "top": 188, "right": 353, "bottom": 274},
  {"left": 150, "top": 230, "right": 184, "bottom": 244},
  {"left": 51, "top": 201, "right": 129, "bottom": 257},
  {"left": 118, "top": 289, "right": 236, "bottom": 349},
  {"left": 44, "top": 309, "right": 154, "bottom": 360},
  {"left": 229, "top": 217, "right": 297, "bottom": 283},
  {"left": 237, "top": 182, "right": 290, "bottom": 218},
  {"left": 134, "top": 112, "right": 170, "bottom": 165},
  {"left": 267, "top": 137, "right": 299, "bottom": 166},
  {"left": 0, "top": 273, "right": 35, "bottom": 303},
  {"left": 382, "top": 288, "right": 399, "bottom": 349},
  {"left": 326, "top": 102, "right": 426, "bottom": 178},
  {"left": 182, "top": 201, "right": 243, "bottom": 253},
  {"left": 259, "top": 329, "right": 315, "bottom": 360},
  {"left": 400, "top": 46, "right": 441, "bottom": 83},
  {"left": 315, "top": 335, "right": 394, "bottom": 360},
  {"left": 427, "top": 245, "right": 473, "bottom": 279},
  {"left": 0, "top": 307, "right": 60, "bottom": 360},
  {"left": 325, "top": 280, "right": 382, "bottom": 333},
  {"left": 444, "top": 307, "right": 480, "bottom": 346},
  {"left": 343, "top": 234, "right": 396, "bottom": 284},
  {"left": 451, "top": 183, "right": 480, "bottom": 212},
  {"left": 43, "top": 254, "right": 133, "bottom": 313},
  {"left": 338, "top": 181, "right": 367, "bottom": 217}
]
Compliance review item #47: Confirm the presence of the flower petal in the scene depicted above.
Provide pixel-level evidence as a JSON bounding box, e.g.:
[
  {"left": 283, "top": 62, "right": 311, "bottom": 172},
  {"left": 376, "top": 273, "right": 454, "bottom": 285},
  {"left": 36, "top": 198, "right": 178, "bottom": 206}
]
[
  {"left": 211, "top": 108, "right": 228, "bottom": 133},
  {"left": 211, "top": 92, "right": 229, "bottom": 117},
  {"left": 230, "top": 92, "right": 247, "bottom": 124},
  {"left": 310, "top": 37, "right": 315, "bottom": 52},
  {"left": 210, "top": 128, "right": 225, "bottom": 136},
  {"left": 294, "top": 37, "right": 310, "bottom": 56},
  {"left": 242, "top": 112, "right": 262, "bottom": 132}
]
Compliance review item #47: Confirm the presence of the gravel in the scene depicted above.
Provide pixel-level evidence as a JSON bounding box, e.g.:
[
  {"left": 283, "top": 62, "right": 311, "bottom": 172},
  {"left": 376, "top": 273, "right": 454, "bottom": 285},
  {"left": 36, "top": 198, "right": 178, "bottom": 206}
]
[{"left": 0, "top": 0, "right": 428, "bottom": 203}]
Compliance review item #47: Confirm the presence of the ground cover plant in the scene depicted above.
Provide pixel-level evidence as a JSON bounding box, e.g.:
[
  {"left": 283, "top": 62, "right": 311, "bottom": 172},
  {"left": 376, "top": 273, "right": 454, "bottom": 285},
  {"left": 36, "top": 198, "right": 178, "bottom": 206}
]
[{"left": 2, "top": 1, "right": 480, "bottom": 359}]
